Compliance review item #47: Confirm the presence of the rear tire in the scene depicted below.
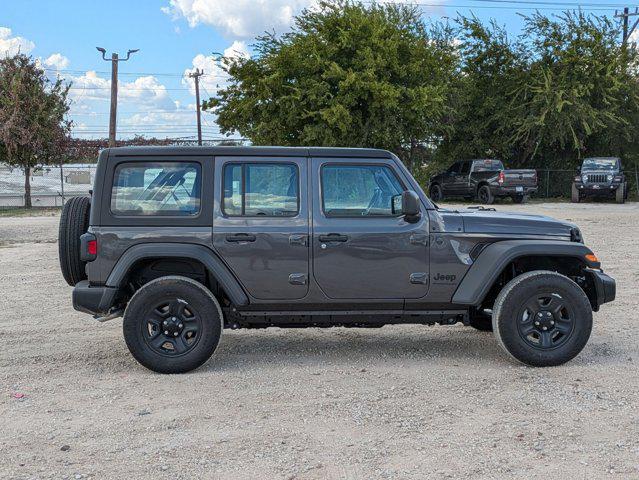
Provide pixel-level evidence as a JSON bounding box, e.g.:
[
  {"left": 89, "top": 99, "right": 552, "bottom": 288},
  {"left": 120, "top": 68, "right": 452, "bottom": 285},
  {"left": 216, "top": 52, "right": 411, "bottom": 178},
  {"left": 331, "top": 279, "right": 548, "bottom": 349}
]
[
  {"left": 58, "top": 196, "right": 91, "bottom": 286},
  {"left": 477, "top": 185, "right": 494, "bottom": 205},
  {"left": 430, "top": 184, "right": 443, "bottom": 202},
  {"left": 123, "top": 276, "right": 223, "bottom": 374},
  {"left": 616, "top": 184, "right": 625, "bottom": 204},
  {"left": 492, "top": 271, "right": 592, "bottom": 367},
  {"left": 571, "top": 184, "right": 581, "bottom": 203}
]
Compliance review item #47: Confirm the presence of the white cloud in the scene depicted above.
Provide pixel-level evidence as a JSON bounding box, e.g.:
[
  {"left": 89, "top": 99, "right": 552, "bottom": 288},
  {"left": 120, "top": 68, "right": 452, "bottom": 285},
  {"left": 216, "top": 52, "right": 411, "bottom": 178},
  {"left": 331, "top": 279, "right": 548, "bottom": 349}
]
[
  {"left": 43, "top": 53, "right": 70, "bottom": 70},
  {"left": 162, "top": 0, "right": 448, "bottom": 39},
  {"left": 162, "top": 0, "right": 313, "bottom": 39},
  {"left": 0, "top": 26, "right": 35, "bottom": 57},
  {"left": 67, "top": 71, "right": 176, "bottom": 110},
  {"left": 182, "top": 40, "right": 250, "bottom": 97}
]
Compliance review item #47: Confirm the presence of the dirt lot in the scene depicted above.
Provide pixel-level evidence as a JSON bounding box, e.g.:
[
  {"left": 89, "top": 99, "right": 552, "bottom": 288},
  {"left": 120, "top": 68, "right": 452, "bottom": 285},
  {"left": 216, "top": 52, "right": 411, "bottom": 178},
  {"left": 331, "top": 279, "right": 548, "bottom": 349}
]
[{"left": 1, "top": 202, "right": 638, "bottom": 480}]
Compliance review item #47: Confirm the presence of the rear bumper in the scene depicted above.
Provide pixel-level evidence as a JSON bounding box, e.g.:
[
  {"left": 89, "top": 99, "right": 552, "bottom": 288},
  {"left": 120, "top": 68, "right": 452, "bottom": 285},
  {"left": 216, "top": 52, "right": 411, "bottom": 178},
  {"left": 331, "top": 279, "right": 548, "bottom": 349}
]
[
  {"left": 492, "top": 186, "right": 538, "bottom": 196},
  {"left": 72, "top": 280, "right": 118, "bottom": 316},
  {"left": 585, "top": 269, "right": 616, "bottom": 309}
]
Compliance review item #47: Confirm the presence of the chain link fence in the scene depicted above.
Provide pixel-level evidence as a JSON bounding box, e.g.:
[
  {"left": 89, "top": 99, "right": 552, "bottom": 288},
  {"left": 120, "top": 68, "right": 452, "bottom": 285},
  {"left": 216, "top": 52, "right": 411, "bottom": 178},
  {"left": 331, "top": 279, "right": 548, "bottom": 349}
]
[{"left": 0, "top": 163, "right": 95, "bottom": 209}]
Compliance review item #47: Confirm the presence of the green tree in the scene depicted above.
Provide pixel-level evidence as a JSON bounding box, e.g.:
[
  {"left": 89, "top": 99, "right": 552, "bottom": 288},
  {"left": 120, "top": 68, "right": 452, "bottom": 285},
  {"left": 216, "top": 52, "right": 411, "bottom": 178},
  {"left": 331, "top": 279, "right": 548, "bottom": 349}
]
[
  {"left": 205, "top": 0, "right": 458, "bottom": 171},
  {"left": 510, "top": 12, "right": 639, "bottom": 169},
  {"left": 0, "top": 54, "right": 72, "bottom": 207},
  {"left": 436, "top": 16, "right": 527, "bottom": 168}
]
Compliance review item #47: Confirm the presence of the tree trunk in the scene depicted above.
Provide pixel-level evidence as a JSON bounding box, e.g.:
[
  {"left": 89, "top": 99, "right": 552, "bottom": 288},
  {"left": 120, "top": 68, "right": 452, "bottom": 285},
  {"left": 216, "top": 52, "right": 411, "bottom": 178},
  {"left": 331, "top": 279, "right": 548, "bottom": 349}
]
[{"left": 24, "top": 166, "right": 32, "bottom": 208}]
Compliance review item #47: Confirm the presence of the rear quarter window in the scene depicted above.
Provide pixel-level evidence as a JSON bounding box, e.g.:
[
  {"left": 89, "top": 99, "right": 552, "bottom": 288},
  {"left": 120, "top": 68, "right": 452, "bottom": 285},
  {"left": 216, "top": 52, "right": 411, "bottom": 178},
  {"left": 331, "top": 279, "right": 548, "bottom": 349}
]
[
  {"left": 111, "top": 162, "right": 201, "bottom": 216},
  {"left": 472, "top": 160, "right": 504, "bottom": 172}
]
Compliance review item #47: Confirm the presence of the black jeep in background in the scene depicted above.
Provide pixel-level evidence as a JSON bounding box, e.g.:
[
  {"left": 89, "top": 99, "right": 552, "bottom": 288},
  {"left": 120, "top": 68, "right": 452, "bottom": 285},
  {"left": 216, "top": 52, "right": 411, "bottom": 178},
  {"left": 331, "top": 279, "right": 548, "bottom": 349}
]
[
  {"left": 429, "top": 159, "right": 538, "bottom": 205},
  {"left": 572, "top": 157, "right": 628, "bottom": 204}
]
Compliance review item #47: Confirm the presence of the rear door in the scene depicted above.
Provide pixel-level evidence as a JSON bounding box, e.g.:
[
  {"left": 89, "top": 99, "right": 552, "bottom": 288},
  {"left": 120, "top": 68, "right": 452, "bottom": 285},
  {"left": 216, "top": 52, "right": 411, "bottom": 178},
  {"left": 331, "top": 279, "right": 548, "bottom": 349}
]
[
  {"left": 212, "top": 156, "right": 309, "bottom": 300},
  {"left": 311, "top": 158, "right": 430, "bottom": 300}
]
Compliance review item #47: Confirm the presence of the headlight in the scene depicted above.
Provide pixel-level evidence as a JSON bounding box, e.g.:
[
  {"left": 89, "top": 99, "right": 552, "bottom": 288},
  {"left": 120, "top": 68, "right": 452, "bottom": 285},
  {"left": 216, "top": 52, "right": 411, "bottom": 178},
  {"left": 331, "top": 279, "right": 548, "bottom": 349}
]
[
  {"left": 582, "top": 174, "right": 588, "bottom": 182},
  {"left": 607, "top": 174, "right": 613, "bottom": 181},
  {"left": 574, "top": 175, "right": 581, "bottom": 182}
]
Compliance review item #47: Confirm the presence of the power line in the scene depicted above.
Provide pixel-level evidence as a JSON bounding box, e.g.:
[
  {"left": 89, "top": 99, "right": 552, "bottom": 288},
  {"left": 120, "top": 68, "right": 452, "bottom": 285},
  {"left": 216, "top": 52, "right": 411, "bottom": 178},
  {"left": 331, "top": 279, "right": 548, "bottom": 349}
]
[
  {"left": 370, "top": 0, "right": 636, "bottom": 10},
  {"left": 45, "top": 68, "right": 226, "bottom": 78}
]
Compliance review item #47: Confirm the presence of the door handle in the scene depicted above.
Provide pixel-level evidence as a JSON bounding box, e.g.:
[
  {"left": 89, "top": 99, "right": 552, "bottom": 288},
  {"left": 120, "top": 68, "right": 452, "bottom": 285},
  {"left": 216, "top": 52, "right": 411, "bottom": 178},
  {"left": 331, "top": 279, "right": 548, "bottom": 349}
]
[
  {"left": 318, "top": 234, "right": 348, "bottom": 243},
  {"left": 289, "top": 234, "right": 307, "bottom": 246},
  {"left": 226, "top": 233, "right": 256, "bottom": 243}
]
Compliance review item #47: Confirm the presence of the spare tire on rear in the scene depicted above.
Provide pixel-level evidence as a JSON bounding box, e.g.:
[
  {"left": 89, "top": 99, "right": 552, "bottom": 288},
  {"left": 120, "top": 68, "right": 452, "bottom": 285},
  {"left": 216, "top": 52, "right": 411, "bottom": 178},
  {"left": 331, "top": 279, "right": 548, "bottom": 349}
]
[{"left": 58, "top": 196, "right": 91, "bottom": 286}]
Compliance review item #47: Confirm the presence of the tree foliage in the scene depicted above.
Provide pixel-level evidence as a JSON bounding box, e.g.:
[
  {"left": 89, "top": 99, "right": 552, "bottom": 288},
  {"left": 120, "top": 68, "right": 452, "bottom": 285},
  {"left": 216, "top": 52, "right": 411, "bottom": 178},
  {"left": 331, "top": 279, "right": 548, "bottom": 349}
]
[
  {"left": 0, "top": 54, "right": 72, "bottom": 206},
  {"left": 206, "top": 0, "right": 458, "bottom": 170},
  {"left": 209, "top": 2, "right": 639, "bottom": 184}
]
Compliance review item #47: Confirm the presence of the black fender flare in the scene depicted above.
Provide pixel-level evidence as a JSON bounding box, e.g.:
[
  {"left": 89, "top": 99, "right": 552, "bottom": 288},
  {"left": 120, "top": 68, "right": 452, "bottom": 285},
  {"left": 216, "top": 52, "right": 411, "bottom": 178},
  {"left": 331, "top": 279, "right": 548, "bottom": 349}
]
[
  {"left": 452, "top": 240, "right": 595, "bottom": 306},
  {"left": 105, "top": 243, "right": 249, "bottom": 306}
]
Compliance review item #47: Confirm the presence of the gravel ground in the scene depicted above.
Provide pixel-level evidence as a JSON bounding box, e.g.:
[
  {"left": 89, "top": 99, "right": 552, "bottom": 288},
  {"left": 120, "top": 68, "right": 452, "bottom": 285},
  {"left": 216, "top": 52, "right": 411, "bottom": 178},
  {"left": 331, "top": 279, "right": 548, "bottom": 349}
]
[{"left": 0, "top": 202, "right": 638, "bottom": 480}]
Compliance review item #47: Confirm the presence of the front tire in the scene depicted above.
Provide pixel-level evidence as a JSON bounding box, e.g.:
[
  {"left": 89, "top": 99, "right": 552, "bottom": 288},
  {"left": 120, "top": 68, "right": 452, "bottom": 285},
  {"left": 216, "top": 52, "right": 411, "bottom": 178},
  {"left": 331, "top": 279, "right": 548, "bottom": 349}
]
[
  {"left": 430, "top": 184, "right": 443, "bottom": 202},
  {"left": 123, "top": 276, "right": 223, "bottom": 374},
  {"left": 616, "top": 184, "right": 625, "bottom": 204},
  {"left": 492, "top": 271, "right": 592, "bottom": 367},
  {"left": 571, "top": 184, "right": 581, "bottom": 203}
]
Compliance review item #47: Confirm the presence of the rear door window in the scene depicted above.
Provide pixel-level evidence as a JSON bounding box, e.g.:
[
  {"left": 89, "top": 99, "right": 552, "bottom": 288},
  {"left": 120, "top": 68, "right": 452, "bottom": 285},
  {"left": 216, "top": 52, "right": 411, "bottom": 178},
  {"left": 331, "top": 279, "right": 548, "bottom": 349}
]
[
  {"left": 222, "top": 163, "right": 299, "bottom": 217},
  {"left": 111, "top": 162, "right": 201, "bottom": 216}
]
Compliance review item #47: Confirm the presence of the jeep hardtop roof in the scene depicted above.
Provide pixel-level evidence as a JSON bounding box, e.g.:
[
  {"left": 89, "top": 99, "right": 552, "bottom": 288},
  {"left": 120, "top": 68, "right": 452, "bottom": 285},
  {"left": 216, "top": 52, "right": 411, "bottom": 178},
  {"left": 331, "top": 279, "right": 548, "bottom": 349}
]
[{"left": 104, "top": 146, "right": 394, "bottom": 159}]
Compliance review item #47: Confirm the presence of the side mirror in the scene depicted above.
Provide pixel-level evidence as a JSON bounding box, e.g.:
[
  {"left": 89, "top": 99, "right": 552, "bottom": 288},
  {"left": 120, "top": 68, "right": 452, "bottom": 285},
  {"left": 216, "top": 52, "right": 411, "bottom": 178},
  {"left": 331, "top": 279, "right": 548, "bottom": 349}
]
[{"left": 392, "top": 191, "right": 421, "bottom": 222}]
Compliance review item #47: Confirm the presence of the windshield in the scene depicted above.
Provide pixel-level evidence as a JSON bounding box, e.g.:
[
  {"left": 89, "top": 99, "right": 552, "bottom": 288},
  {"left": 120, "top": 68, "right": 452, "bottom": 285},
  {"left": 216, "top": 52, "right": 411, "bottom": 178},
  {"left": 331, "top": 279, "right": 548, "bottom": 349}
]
[
  {"left": 582, "top": 158, "right": 617, "bottom": 171},
  {"left": 472, "top": 159, "right": 504, "bottom": 172}
]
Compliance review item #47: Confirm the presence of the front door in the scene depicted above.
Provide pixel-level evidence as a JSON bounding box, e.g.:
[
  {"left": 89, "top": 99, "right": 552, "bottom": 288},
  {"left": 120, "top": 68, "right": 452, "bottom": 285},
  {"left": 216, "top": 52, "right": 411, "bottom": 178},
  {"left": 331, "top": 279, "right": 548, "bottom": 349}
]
[
  {"left": 212, "top": 156, "right": 309, "bottom": 300},
  {"left": 442, "top": 162, "right": 461, "bottom": 195},
  {"left": 311, "top": 158, "right": 430, "bottom": 299}
]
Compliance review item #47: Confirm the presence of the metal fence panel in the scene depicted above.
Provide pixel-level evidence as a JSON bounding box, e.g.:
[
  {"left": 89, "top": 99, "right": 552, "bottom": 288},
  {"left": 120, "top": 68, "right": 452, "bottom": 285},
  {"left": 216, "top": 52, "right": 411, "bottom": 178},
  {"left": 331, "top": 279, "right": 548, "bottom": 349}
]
[{"left": 0, "top": 164, "right": 95, "bottom": 209}]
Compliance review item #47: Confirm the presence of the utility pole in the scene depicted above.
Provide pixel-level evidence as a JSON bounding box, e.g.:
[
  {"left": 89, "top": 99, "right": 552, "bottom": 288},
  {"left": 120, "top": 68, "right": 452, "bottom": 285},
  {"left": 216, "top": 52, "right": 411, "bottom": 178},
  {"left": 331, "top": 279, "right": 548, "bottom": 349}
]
[
  {"left": 615, "top": 7, "right": 639, "bottom": 47},
  {"left": 96, "top": 47, "right": 139, "bottom": 147},
  {"left": 189, "top": 69, "right": 204, "bottom": 146}
]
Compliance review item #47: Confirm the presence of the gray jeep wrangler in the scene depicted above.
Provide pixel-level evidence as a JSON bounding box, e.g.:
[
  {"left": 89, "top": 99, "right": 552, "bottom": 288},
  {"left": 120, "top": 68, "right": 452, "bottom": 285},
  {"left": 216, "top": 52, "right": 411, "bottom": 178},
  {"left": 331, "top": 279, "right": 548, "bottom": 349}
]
[{"left": 58, "top": 146, "right": 616, "bottom": 373}]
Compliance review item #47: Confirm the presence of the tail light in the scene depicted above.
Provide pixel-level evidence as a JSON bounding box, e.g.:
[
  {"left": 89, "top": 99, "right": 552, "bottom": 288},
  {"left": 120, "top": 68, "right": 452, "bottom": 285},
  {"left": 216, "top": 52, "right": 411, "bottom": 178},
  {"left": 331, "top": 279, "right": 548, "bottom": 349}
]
[
  {"left": 498, "top": 171, "right": 505, "bottom": 184},
  {"left": 80, "top": 232, "right": 97, "bottom": 261}
]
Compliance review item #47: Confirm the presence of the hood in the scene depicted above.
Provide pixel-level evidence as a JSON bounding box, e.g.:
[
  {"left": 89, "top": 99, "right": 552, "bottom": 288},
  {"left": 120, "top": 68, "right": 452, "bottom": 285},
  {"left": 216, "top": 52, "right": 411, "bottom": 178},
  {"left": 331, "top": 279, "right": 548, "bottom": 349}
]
[{"left": 437, "top": 208, "right": 577, "bottom": 238}]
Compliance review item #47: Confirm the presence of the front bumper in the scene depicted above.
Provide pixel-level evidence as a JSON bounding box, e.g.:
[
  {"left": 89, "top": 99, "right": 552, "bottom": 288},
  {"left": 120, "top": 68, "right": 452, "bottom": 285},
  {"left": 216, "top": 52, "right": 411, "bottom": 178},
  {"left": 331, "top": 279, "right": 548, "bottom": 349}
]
[
  {"left": 585, "top": 269, "right": 616, "bottom": 309},
  {"left": 575, "top": 182, "right": 620, "bottom": 194},
  {"left": 72, "top": 280, "right": 118, "bottom": 316}
]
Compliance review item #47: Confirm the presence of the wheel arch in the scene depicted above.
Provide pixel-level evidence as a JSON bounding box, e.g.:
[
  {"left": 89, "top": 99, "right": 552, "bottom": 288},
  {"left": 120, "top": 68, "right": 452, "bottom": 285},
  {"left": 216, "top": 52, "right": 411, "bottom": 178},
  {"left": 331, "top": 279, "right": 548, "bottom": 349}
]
[
  {"left": 105, "top": 243, "right": 249, "bottom": 307},
  {"left": 476, "top": 180, "right": 490, "bottom": 193},
  {"left": 452, "top": 240, "right": 598, "bottom": 308}
]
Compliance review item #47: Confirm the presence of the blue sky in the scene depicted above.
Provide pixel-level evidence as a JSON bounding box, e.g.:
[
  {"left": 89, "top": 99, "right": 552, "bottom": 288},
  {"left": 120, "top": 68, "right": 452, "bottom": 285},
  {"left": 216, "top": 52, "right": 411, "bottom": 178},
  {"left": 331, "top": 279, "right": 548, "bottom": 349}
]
[{"left": 0, "top": 0, "right": 626, "bottom": 140}]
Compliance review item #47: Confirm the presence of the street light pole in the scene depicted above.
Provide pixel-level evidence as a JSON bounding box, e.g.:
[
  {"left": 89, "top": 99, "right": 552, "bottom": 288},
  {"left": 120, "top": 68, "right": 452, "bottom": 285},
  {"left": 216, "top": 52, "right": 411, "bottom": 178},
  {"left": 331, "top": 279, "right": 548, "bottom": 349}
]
[{"left": 96, "top": 47, "right": 139, "bottom": 148}]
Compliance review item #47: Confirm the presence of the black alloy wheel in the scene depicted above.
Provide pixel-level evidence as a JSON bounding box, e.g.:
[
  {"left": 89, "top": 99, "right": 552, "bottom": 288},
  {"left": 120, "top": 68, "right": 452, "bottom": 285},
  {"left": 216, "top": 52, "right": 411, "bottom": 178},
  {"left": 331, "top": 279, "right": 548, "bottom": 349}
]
[
  {"left": 142, "top": 298, "right": 203, "bottom": 357},
  {"left": 516, "top": 293, "right": 575, "bottom": 350}
]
